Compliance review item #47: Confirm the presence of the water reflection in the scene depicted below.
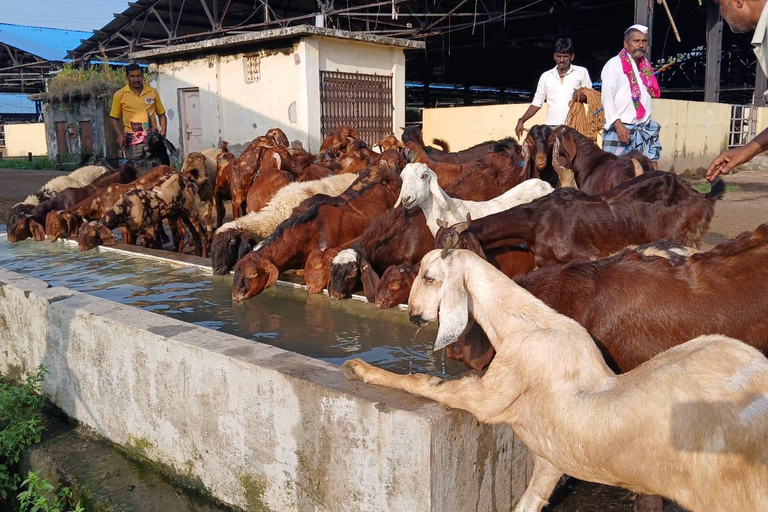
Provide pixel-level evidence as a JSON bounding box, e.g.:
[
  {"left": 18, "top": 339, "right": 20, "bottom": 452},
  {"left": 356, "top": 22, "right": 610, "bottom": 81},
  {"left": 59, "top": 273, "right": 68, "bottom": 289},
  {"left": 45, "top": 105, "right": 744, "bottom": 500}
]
[{"left": 0, "top": 236, "right": 465, "bottom": 377}]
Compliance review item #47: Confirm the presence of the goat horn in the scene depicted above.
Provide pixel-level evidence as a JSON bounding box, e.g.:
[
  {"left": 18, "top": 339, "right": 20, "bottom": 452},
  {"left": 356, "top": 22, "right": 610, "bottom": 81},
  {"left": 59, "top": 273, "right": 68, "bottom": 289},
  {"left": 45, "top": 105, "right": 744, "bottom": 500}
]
[
  {"left": 440, "top": 231, "right": 458, "bottom": 258},
  {"left": 631, "top": 158, "right": 644, "bottom": 177},
  {"left": 454, "top": 221, "right": 470, "bottom": 235}
]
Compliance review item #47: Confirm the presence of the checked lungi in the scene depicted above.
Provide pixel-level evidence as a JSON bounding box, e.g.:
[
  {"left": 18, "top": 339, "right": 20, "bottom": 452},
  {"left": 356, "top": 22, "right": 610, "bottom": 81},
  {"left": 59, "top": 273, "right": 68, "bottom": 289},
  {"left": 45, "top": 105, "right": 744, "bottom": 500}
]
[{"left": 603, "top": 120, "right": 662, "bottom": 161}]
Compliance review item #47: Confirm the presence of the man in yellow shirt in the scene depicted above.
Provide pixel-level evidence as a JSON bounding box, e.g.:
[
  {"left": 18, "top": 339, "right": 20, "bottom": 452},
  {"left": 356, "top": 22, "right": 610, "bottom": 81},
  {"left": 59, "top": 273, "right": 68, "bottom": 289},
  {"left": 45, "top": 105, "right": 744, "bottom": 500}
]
[{"left": 109, "top": 63, "right": 167, "bottom": 159}]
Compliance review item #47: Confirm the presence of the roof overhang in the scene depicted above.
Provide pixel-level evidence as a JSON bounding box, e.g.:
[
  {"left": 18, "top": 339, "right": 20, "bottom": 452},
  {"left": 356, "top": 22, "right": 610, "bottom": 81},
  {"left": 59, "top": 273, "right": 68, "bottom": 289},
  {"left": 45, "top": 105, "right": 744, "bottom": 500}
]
[{"left": 130, "top": 25, "right": 424, "bottom": 61}]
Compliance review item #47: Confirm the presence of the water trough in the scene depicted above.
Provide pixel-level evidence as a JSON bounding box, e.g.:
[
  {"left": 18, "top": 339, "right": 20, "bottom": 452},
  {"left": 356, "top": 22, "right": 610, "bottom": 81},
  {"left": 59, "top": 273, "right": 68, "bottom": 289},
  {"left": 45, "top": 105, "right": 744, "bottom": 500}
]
[{"left": 0, "top": 233, "right": 532, "bottom": 511}]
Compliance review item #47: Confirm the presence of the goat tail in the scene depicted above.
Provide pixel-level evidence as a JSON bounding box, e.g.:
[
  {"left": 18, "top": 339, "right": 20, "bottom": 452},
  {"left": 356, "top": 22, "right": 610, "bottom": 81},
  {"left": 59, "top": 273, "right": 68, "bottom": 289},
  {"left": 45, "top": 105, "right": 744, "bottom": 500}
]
[
  {"left": 705, "top": 177, "right": 726, "bottom": 201},
  {"left": 432, "top": 138, "right": 450, "bottom": 152}
]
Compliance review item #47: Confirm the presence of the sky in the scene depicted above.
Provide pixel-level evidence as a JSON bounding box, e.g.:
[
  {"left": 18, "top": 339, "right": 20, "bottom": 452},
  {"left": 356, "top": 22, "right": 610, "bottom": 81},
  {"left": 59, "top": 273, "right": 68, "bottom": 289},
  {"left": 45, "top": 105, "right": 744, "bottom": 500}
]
[{"left": 0, "top": 0, "right": 130, "bottom": 32}]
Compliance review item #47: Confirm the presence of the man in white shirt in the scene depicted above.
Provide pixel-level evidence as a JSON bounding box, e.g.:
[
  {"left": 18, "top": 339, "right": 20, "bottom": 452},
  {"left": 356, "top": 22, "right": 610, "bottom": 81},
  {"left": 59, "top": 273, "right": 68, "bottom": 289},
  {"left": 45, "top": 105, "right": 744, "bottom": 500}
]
[
  {"left": 515, "top": 38, "right": 592, "bottom": 139},
  {"left": 600, "top": 24, "right": 662, "bottom": 168},
  {"left": 707, "top": 0, "right": 768, "bottom": 181}
]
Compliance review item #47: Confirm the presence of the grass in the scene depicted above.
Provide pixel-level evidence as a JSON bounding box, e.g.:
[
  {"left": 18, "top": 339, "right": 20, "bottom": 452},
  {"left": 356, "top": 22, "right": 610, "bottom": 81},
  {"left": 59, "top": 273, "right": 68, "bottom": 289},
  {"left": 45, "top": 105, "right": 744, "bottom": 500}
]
[
  {"left": 690, "top": 181, "right": 742, "bottom": 194},
  {"left": 0, "top": 158, "right": 59, "bottom": 171}
]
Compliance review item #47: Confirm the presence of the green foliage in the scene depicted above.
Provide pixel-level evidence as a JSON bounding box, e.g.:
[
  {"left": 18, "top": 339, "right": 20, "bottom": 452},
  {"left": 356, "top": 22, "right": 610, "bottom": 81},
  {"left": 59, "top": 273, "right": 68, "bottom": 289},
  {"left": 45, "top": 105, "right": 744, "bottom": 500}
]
[
  {"left": 0, "top": 158, "right": 59, "bottom": 171},
  {"left": 17, "top": 471, "right": 84, "bottom": 512},
  {"left": 47, "top": 62, "right": 128, "bottom": 103},
  {"left": 0, "top": 366, "right": 48, "bottom": 502}
]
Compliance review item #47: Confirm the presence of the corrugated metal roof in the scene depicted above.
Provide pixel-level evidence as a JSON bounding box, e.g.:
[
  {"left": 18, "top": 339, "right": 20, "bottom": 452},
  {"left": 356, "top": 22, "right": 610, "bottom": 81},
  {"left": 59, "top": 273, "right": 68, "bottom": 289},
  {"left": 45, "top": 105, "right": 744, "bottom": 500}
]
[{"left": 0, "top": 23, "right": 90, "bottom": 61}]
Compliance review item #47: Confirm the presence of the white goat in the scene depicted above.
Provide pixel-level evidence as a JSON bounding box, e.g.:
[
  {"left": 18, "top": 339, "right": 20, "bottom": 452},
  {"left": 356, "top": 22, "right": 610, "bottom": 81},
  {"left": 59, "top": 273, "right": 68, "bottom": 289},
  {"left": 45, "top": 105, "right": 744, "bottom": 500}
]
[
  {"left": 343, "top": 249, "right": 768, "bottom": 512},
  {"left": 393, "top": 162, "right": 553, "bottom": 236},
  {"left": 18, "top": 165, "right": 109, "bottom": 208},
  {"left": 216, "top": 172, "right": 357, "bottom": 239}
]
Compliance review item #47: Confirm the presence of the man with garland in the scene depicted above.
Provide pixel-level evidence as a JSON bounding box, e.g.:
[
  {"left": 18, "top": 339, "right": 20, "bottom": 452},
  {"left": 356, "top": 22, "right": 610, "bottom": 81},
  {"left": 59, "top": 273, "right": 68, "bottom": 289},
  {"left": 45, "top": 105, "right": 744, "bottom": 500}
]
[{"left": 600, "top": 24, "right": 662, "bottom": 169}]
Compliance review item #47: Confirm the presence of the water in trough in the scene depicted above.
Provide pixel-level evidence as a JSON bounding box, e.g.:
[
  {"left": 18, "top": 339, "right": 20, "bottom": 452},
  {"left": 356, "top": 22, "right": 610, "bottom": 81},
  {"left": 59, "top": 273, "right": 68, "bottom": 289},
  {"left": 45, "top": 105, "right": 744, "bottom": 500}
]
[{"left": 0, "top": 234, "right": 466, "bottom": 377}]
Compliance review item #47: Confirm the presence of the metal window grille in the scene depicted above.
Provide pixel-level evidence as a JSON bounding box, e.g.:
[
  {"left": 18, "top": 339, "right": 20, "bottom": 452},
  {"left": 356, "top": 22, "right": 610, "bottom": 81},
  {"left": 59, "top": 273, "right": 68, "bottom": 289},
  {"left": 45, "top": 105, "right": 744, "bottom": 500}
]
[
  {"left": 728, "top": 104, "right": 757, "bottom": 148},
  {"left": 244, "top": 55, "right": 260, "bottom": 83},
  {"left": 320, "top": 71, "right": 393, "bottom": 145},
  {"left": 0, "top": 125, "right": 5, "bottom": 149}
]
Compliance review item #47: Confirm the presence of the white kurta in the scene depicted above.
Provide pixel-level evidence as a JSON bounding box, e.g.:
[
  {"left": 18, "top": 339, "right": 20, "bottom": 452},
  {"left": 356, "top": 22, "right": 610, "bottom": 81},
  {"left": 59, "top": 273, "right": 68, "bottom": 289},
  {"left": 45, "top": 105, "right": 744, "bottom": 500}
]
[
  {"left": 531, "top": 65, "right": 593, "bottom": 126},
  {"left": 600, "top": 55, "right": 652, "bottom": 130}
]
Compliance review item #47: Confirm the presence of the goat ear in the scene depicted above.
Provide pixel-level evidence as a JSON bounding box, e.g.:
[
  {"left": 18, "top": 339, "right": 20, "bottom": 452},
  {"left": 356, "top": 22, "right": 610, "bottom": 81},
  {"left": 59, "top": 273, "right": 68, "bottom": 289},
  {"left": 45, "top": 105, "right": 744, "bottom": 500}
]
[
  {"left": 360, "top": 257, "right": 381, "bottom": 303},
  {"left": 162, "top": 137, "right": 179, "bottom": 157},
  {"left": 560, "top": 132, "right": 578, "bottom": 166},
  {"left": 434, "top": 259, "right": 469, "bottom": 352},
  {"left": 436, "top": 218, "right": 448, "bottom": 229},
  {"left": 428, "top": 173, "right": 450, "bottom": 211},
  {"left": 97, "top": 225, "right": 116, "bottom": 246},
  {"left": 263, "top": 260, "right": 280, "bottom": 289},
  {"left": 63, "top": 213, "right": 80, "bottom": 238},
  {"left": 29, "top": 219, "right": 46, "bottom": 242}
]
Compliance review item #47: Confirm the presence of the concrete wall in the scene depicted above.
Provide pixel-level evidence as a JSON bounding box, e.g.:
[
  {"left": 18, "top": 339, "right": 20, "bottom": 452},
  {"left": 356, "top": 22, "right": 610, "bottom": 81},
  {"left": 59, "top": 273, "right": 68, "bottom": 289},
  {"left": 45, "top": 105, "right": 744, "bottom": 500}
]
[
  {"left": 422, "top": 99, "right": 768, "bottom": 175},
  {"left": 0, "top": 266, "right": 532, "bottom": 512},
  {"left": 41, "top": 97, "right": 116, "bottom": 159},
  {"left": 3, "top": 123, "right": 47, "bottom": 157},
  {"left": 151, "top": 35, "right": 406, "bottom": 156}
]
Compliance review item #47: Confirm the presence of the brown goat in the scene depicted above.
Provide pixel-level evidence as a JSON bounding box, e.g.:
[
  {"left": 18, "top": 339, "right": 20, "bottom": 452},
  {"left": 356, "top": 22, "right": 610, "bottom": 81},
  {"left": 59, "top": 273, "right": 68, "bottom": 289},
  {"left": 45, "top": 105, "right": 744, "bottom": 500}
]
[
  {"left": 373, "top": 134, "right": 405, "bottom": 153},
  {"left": 231, "top": 155, "right": 405, "bottom": 301},
  {"left": 374, "top": 263, "right": 419, "bottom": 309},
  {"left": 520, "top": 124, "right": 560, "bottom": 188},
  {"left": 45, "top": 166, "right": 173, "bottom": 242},
  {"left": 550, "top": 125, "right": 654, "bottom": 194},
  {"left": 82, "top": 173, "right": 208, "bottom": 256},
  {"left": 435, "top": 171, "right": 725, "bottom": 268},
  {"left": 7, "top": 167, "right": 136, "bottom": 242},
  {"left": 319, "top": 125, "right": 360, "bottom": 153},
  {"left": 401, "top": 125, "right": 518, "bottom": 164},
  {"left": 213, "top": 141, "right": 235, "bottom": 228},
  {"left": 245, "top": 147, "right": 297, "bottom": 214}
]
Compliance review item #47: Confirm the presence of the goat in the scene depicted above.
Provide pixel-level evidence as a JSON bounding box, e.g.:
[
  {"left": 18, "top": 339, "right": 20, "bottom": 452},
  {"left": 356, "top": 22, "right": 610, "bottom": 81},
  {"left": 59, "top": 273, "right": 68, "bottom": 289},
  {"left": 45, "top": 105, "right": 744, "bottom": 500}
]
[
  {"left": 6, "top": 164, "right": 110, "bottom": 233},
  {"left": 550, "top": 125, "right": 653, "bottom": 194},
  {"left": 181, "top": 148, "right": 219, "bottom": 236},
  {"left": 326, "top": 152, "right": 536, "bottom": 301},
  {"left": 245, "top": 146, "right": 297, "bottom": 214},
  {"left": 45, "top": 165, "right": 173, "bottom": 242},
  {"left": 342, "top": 248, "right": 768, "bottom": 512},
  {"left": 213, "top": 141, "right": 235, "bottom": 229},
  {"left": 373, "top": 134, "right": 404, "bottom": 153},
  {"left": 394, "top": 163, "right": 553, "bottom": 236},
  {"left": 520, "top": 124, "right": 559, "bottom": 188},
  {"left": 511, "top": 226, "right": 768, "bottom": 371},
  {"left": 81, "top": 173, "right": 208, "bottom": 256},
  {"left": 210, "top": 172, "right": 357, "bottom": 275},
  {"left": 435, "top": 171, "right": 726, "bottom": 268},
  {"left": 319, "top": 125, "right": 360, "bottom": 153},
  {"left": 7, "top": 166, "right": 135, "bottom": 242},
  {"left": 231, "top": 156, "right": 405, "bottom": 300},
  {"left": 373, "top": 263, "right": 419, "bottom": 309},
  {"left": 401, "top": 125, "right": 516, "bottom": 164}
]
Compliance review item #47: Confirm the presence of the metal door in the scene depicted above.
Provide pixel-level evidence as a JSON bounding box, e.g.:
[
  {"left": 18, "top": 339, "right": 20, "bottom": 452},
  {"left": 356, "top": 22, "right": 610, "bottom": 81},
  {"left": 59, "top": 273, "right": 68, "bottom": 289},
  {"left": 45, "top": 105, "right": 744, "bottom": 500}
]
[
  {"left": 320, "top": 71, "right": 393, "bottom": 145},
  {"left": 180, "top": 88, "right": 203, "bottom": 154}
]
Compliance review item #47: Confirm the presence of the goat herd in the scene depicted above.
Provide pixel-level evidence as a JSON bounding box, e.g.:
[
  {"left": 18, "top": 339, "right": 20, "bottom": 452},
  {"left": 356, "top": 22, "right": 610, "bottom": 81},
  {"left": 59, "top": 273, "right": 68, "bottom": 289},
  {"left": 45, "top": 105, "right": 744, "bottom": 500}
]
[{"left": 5, "top": 124, "right": 768, "bottom": 511}]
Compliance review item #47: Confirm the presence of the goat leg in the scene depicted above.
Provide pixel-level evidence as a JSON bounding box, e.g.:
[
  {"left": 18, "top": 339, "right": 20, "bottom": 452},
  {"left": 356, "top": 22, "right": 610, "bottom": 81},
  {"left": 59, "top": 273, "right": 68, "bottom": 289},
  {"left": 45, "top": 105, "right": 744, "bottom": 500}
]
[{"left": 513, "top": 455, "right": 564, "bottom": 512}]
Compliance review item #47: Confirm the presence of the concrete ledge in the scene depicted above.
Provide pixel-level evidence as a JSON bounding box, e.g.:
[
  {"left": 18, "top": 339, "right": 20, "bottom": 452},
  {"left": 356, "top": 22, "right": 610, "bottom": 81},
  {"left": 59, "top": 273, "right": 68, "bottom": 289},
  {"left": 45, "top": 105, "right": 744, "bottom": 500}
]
[{"left": 0, "top": 267, "right": 531, "bottom": 511}]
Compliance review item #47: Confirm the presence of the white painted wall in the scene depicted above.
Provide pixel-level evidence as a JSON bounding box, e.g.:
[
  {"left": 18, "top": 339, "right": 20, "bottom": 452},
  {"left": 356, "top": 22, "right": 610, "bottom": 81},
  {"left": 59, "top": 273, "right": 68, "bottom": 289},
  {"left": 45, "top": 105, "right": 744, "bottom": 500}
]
[
  {"left": 3, "top": 123, "right": 47, "bottom": 157},
  {"left": 150, "top": 36, "right": 407, "bottom": 156}
]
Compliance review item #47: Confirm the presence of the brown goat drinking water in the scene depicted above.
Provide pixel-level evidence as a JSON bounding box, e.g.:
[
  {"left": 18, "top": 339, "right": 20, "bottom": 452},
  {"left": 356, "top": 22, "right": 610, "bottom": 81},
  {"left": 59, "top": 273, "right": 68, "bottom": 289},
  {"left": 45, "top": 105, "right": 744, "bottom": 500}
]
[
  {"left": 435, "top": 171, "right": 725, "bottom": 268},
  {"left": 231, "top": 154, "right": 405, "bottom": 301}
]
